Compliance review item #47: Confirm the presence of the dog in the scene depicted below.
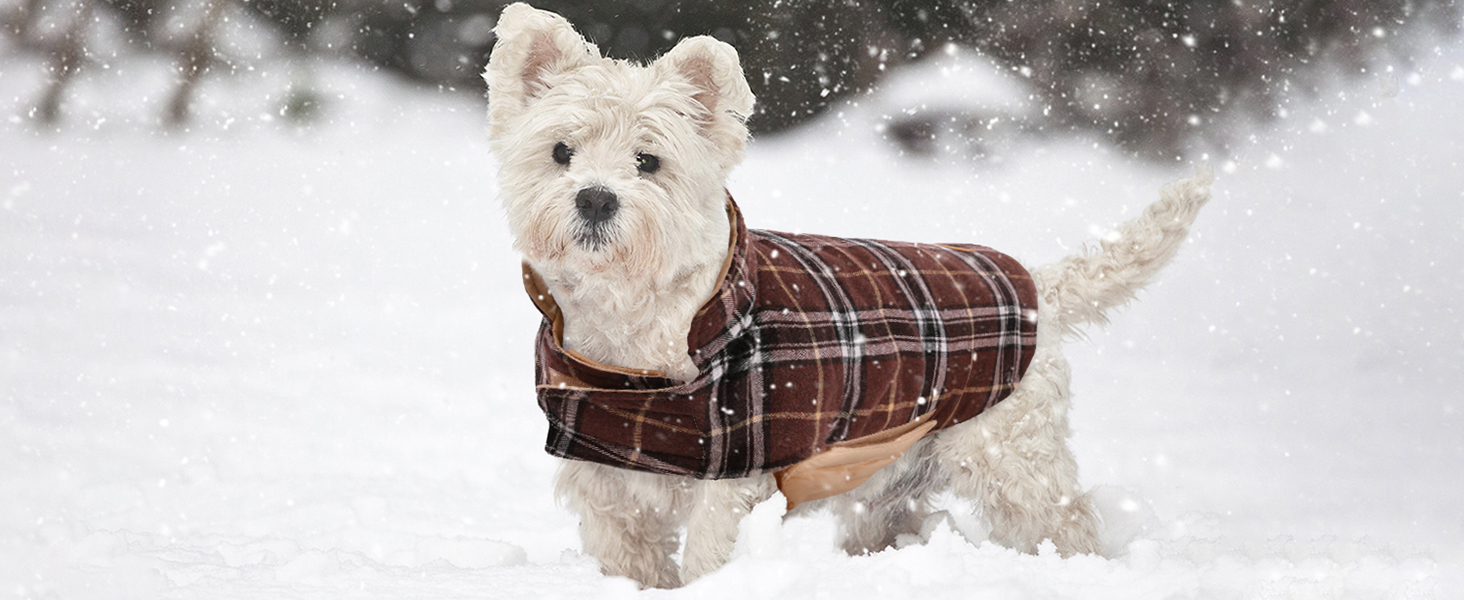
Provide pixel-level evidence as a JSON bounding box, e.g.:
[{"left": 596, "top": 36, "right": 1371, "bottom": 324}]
[{"left": 484, "top": 3, "right": 1211, "bottom": 589}]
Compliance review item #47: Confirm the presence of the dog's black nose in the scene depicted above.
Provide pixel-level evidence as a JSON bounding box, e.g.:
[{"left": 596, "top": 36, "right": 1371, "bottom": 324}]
[{"left": 575, "top": 187, "right": 619, "bottom": 224}]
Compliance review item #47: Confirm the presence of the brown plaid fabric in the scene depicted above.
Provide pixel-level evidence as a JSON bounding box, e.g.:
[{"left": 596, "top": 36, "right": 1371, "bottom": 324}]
[{"left": 527, "top": 197, "right": 1038, "bottom": 480}]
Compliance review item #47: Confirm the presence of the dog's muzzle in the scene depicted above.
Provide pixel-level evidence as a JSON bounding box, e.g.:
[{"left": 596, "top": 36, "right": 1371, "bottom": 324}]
[{"left": 573, "top": 186, "right": 618, "bottom": 250}]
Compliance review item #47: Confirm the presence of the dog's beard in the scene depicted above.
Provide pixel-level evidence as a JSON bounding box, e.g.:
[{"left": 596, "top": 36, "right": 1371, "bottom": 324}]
[{"left": 572, "top": 220, "right": 616, "bottom": 252}]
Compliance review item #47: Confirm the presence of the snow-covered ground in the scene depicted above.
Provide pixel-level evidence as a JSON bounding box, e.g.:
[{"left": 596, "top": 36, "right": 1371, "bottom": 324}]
[{"left": 3, "top": 33, "right": 1462, "bottom": 599}]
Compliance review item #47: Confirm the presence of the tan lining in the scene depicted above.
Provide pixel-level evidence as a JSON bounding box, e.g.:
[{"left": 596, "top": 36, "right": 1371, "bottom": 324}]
[
  {"left": 522, "top": 264, "right": 565, "bottom": 344},
  {"left": 773, "top": 416, "right": 938, "bottom": 510},
  {"left": 706, "top": 200, "right": 740, "bottom": 299}
]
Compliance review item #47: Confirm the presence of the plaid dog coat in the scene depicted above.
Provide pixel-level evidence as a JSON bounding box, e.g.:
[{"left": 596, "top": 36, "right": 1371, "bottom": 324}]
[{"left": 524, "top": 197, "right": 1038, "bottom": 507}]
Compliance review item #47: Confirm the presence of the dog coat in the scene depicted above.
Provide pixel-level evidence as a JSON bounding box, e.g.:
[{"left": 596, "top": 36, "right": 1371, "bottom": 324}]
[{"left": 524, "top": 197, "right": 1038, "bottom": 508}]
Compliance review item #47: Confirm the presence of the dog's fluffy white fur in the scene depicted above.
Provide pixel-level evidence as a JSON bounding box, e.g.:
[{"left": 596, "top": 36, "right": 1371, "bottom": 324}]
[{"left": 485, "top": 3, "right": 1211, "bottom": 588}]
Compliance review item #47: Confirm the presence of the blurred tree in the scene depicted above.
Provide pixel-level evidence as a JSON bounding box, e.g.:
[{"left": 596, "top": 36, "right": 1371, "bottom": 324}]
[
  {"left": 3, "top": 0, "right": 1457, "bottom": 159},
  {"left": 877, "top": 0, "right": 1463, "bottom": 157},
  {"left": 3, "top": 0, "right": 94, "bottom": 123}
]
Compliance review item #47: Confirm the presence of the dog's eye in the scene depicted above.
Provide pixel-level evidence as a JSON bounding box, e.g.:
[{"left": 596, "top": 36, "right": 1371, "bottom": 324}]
[
  {"left": 636, "top": 153, "right": 660, "bottom": 174},
  {"left": 552, "top": 142, "right": 573, "bottom": 165}
]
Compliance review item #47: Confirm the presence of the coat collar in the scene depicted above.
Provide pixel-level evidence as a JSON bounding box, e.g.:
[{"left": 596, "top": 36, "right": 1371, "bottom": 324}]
[{"left": 522, "top": 192, "right": 757, "bottom": 385}]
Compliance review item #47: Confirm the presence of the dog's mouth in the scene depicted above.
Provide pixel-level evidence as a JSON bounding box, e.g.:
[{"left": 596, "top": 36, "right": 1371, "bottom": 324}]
[
  {"left": 575, "top": 227, "right": 612, "bottom": 251},
  {"left": 571, "top": 218, "right": 621, "bottom": 252}
]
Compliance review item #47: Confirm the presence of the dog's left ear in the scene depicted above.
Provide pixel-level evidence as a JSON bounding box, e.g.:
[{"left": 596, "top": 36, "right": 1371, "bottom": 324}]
[{"left": 657, "top": 36, "right": 755, "bottom": 157}]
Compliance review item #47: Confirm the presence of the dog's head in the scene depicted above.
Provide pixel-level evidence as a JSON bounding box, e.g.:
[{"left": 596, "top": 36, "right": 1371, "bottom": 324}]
[{"left": 484, "top": 3, "right": 753, "bottom": 283}]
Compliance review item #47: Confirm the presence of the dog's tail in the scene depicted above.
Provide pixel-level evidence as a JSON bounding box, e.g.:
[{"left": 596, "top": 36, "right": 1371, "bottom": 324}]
[{"left": 1032, "top": 167, "right": 1213, "bottom": 338}]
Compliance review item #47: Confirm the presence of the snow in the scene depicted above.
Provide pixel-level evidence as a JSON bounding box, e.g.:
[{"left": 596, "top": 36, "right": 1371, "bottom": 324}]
[
  {"left": 4, "top": 39, "right": 1463, "bottom": 599},
  {"left": 875, "top": 44, "right": 1030, "bottom": 114}
]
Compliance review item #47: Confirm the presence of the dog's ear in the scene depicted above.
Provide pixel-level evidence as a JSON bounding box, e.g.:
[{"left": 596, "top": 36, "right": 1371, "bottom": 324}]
[
  {"left": 657, "top": 36, "right": 756, "bottom": 154},
  {"left": 484, "top": 3, "right": 598, "bottom": 125},
  {"left": 658, "top": 36, "right": 755, "bottom": 119}
]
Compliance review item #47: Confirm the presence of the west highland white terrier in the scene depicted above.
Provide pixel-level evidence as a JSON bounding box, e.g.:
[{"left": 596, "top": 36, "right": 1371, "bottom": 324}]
[{"left": 485, "top": 3, "right": 1211, "bottom": 588}]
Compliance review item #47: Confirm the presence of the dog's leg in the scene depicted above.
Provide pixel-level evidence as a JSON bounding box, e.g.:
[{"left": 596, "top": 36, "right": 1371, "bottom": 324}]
[
  {"left": 680, "top": 475, "right": 776, "bottom": 583},
  {"left": 556, "top": 461, "right": 688, "bottom": 588},
  {"left": 935, "top": 297, "right": 1101, "bottom": 557},
  {"left": 828, "top": 439, "right": 947, "bottom": 555}
]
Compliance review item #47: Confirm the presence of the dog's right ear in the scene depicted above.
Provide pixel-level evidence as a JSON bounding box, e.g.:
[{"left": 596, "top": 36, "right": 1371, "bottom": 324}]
[{"left": 484, "top": 3, "right": 597, "bottom": 126}]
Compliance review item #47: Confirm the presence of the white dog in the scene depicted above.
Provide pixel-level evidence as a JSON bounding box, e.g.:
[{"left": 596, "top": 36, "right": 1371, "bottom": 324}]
[{"left": 485, "top": 3, "right": 1211, "bottom": 589}]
